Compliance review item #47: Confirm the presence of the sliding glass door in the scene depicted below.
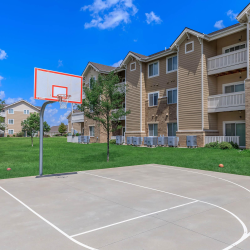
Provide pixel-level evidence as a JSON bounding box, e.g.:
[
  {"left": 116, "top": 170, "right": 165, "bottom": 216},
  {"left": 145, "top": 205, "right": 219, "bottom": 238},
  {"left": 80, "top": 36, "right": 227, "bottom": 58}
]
[{"left": 225, "top": 122, "right": 245, "bottom": 147}]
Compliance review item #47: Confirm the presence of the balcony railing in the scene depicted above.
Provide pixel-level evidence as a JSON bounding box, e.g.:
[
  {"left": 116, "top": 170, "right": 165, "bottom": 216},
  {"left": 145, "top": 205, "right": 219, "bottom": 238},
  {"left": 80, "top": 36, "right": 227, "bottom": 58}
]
[
  {"left": 71, "top": 112, "right": 84, "bottom": 123},
  {"left": 208, "top": 91, "right": 245, "bottom": 113},
  {"left": 205, "top": 136, "right": 240, "bottom": 145},
  {"left": 207, "top": 49, "right": 247, "bottom": 75}
]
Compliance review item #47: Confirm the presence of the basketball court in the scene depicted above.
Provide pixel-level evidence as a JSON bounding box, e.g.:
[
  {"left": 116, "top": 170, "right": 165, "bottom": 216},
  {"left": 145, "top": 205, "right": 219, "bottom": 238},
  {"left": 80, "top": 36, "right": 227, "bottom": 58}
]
[{"left": 1, "top": 164, "right": 250, "bottom": 250}]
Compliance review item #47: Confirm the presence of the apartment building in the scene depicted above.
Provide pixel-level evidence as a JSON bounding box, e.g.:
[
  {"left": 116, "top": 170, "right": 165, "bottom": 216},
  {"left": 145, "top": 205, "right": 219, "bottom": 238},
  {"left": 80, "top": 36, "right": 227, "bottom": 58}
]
[
  {"left": 1, "top": 100, "right": 41, "bottom": 136},
  {"left": 72, "top": 3, "right": 250, "bottom": 148}
]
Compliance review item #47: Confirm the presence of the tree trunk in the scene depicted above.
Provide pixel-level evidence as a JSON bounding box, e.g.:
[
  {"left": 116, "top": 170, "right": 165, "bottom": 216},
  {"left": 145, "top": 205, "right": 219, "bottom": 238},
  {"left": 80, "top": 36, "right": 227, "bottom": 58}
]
[
  {"left": 31, "top": 135, "right": 33, "bottom": 147},
  {"left": 107, "top": 129, "right": 109, "bottom": 162}
]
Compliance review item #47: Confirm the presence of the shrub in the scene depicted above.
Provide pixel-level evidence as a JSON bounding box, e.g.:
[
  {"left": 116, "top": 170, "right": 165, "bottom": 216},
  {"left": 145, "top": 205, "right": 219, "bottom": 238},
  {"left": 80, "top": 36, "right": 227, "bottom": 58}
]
[
  {"left": 219, "top": 142, "right": 233, "bottom": 150},
  {"left": 64, "top": 134, "right": 67, "bottom": 137},
  {"left": 43, "top": 134, "right": 50, "bottom": 137},
  {"left": 230, "top": 141, "right": 239, "bottom": 149},
  {"left": 13, "top": 134, "right": 16, "bottom": 137},
  {"left": 205, "top": 142, "right": 219, "bottom": 148},
  {"left": 7, "top": 135, "right": 10, "bottom": 137},
  {"left": 16, "top": 131, "right": 24, "bottom": 137},
  {"left": 109, "top": 139, "right": 116, "bottom": 144},
  {"left": 76, "top": 133, "right": 80, "bottom": 136}
]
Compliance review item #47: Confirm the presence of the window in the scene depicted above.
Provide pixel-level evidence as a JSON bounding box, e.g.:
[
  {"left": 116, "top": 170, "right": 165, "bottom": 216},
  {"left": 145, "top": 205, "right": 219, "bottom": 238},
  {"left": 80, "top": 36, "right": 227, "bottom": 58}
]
[
  {"left": 130, "top": 62, "right": 136, "bottom": 71},
  {"left": 24, "top": 110, "right": 30, "bottom": 114},
  {"left": 89, "top": 76, "right": 96, "bottom": 89},
  {"left": 185, "top": 41, "right": 194, "bottom": 54},
  {"left": 168, "top": 123, "right": 177, "bottom": 136},
  {"left": 148, "top": 124, "right": 158, "bottom": 136},
  {"left": 122, "top": 102, "right": 125, "bottom": 108},
  {"left": 122, "top": 78, "right": 125, "bottom": 82},
  {"left": 8, "top": 109, "right": 14, "bottom": 114},
  {"left": 224, "top": 82, "right": 244, "bottom": 94},
  {"left": 224, "top": 43, "right": 246, "bottom": 54},
  {"left": 8, "top": 129, "right": 14, "bottom": 135},
  {"left": 8, "top": 119, "right": 14, "bottom": 124},
  {"left": 148, "top": 61, "right": 159, "bottom": 78},
  {"left": 90, "top": 104, "right": 94, "bottom": 113},
  {"left": 225, "top": 122, "right": 246, "bottom": 147},
  {"left": 148, "top": 92, "right": 159, "bottom": 107},
  {"left": 167, "top": 88, "right": 177, "bottom": 104},
  {"left": 89, "top": 126, "right": 95, "bottom": 137},
  {"left": 167, "top": 56, "right": 177, "bottom": 73}
]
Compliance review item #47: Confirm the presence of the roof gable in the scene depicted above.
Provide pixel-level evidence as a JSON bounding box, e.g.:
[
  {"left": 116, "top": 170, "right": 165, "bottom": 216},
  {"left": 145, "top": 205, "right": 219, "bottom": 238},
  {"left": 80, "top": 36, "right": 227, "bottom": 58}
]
[{"left": 4, "top": 100, "right": 41, "bottom": 111}]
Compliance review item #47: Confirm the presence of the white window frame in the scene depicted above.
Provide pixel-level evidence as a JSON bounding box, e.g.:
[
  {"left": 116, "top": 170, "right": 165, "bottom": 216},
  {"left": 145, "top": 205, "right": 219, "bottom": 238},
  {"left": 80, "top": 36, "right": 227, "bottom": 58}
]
[
  {"left": 8, "top": 119, "right": 14, "bottom": 125},
  {"left": 8, "top": 108, "right": 14, "bottom": 114},
  {"left": 166, "top": 55, "right": 178, "bottom": 73},
  {"left": 148, "top": 61, "right": 159, "bottom": 78},
  {"left": 8, "top": 129, "right": 14, "bottom": 135},
  {"left": 185, "top": 41, "right": 194, "bottom": 54},
  {"left": 222, "top": 81, "right": 244, "bottom": 94},
  {"left": 222, "top": 42, "right": 247, "bottom": 54},
  {"left": 148, "top": 91, "right": 159, "bottom": 107},
  {"left": 167, "top": 88, "right": 177, "bottom": 104},
  {"left": 89, "top": 126, "right": 95, "bottom": 137},
  {"left": 24, "top": 110, "right": 30, "bottom": 114},
  {"left": 148, "top": 124, "right": 158, "bottom": 137},
  {"left": 130, "top": 62, "right": 136, "bottom": 71},
  {"left": 223, "top": 121, "right": 245, "bottom": 136}
]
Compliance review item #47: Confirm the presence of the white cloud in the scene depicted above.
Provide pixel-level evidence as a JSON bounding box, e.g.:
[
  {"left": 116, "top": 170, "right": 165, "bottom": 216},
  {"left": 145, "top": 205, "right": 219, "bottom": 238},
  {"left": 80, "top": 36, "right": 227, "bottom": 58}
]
[
  {"left": 145, "top": 11, "right": 162, "bottom": 24},
  {"left": 214, "top": 20, "right": 225, "bottom": 29},
  {"left": 0, "top": 91, "right": 5, "bottom": 99},
  {"left": 47, "top": 104, "right": 53, "bottom": 108},
  {"left": 29, "top": 97, "right": 36, "bottom": 105},
  {"left": 58, "top": 109, "right": 71, "bottom": 124},
  {"left": 44, "top": 107, "right": 59, "bottom": 126},
  {"left": 0, "top": 76, "right": 4, "bottom": 86},
  {"left": 5, "top": 97, "right": 22, "bottom": 104},
  {"left": 58, "top": 60, "right": 63, "bottom": 67},
  {"left": 112, "top": 59, "right": 123, "bottom": 67},
  {"left": 227, "top": 10, "right": 238, "bottom": 21},
  {"left": 0, "top": 49, "right": 7, "bottom": 60},
  {"left": 82, "top": 0, "right": 138, "bottom": 29}
]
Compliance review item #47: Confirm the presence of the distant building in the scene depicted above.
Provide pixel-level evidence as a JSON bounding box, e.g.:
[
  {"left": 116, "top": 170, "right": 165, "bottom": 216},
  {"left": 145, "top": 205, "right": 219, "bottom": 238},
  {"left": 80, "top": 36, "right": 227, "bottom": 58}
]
[{"left": 45, "top": 125, "right": 68, "bottom": 136}]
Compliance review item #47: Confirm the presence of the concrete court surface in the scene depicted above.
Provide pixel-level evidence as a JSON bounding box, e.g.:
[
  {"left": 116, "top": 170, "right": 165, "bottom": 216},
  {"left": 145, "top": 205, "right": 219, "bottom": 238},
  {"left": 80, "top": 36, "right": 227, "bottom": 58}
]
[{"left": 1, "top": 164, "right": 250, "bottom": 250}]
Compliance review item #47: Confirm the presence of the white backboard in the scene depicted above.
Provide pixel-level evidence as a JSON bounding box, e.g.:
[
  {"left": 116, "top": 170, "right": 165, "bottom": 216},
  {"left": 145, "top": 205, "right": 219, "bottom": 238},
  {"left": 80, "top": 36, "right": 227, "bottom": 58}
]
[{"left": 34, "top": 68, "right": 83, "bottom": 104}]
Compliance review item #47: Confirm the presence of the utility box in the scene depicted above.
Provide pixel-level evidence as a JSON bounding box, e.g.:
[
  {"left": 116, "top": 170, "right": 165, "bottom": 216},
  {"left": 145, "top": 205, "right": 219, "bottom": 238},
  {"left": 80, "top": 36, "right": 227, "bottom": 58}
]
[
  {"left": 116, "top": 135, "right": 123, "bottom": 145},
  {"left": 168, "top": 137, "right": 179, "bottom": 147},
  {"left": 83, "top": 136, "right": 90, "bottom": 144},
  {"left": 144, "top": 137, "right": 148, "bottom": 145},
  {"left": 78, "top": 136, "right": 83, "bottom": 143},
  {"left": 132, "top": 137, "right": 142, "bottom": 146},
  {"left": 127, "top": 137, "right": 133, "bottom": 145},
  {"left": 158, "top": 137, "right": 168, "bottom": 146},
  {"left": 147, "top": 137, "right": 158, "bottom": 147},
  {"left": 186, "top": 136, "right": 197, "bottom": 148}
]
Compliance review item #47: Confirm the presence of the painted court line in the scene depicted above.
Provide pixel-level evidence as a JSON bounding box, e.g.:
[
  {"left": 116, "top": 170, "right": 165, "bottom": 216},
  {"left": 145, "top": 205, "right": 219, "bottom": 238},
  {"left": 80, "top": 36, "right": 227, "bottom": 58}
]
[
  {"left": 71, "top": 201, "right": 198, "bottom": 238},
  {"left": 0, "top": 186, "right": 97, "bottom": 250},
  {"left": 84, "top": 172, "right": 248, "bottom": 250}
]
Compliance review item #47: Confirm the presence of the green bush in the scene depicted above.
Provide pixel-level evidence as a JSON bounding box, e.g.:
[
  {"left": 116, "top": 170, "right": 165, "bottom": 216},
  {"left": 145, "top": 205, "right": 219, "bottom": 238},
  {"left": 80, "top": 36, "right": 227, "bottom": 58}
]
[
  {"left": 76, "top": 133, "right": 80, "bottom": 136},
  {"left": 64, "top": 134, "right": 67, "bottom": 137},
  {"left": 13, "top": 134, "right": 16, "bottom": 137},
  {"left": 205, "top": 142, "right": 219, "bottom": 148},
  {"left": 109, "top": 139, "right": 116, "bottom": 144},
  {"left": 230, "top": 141, "right": 239, "bottom": 149},
  {"left": 43, "top": 134, "right": 50, "bottom": 138},
  {"left": 219, "top": 142, "right": 233, "bottom": 150},
  {"left": 7, "top": 135, "right": 10, "bottom": 137},
  {"left": 16, "top": 131, "right": 24, "bottom": 137}
]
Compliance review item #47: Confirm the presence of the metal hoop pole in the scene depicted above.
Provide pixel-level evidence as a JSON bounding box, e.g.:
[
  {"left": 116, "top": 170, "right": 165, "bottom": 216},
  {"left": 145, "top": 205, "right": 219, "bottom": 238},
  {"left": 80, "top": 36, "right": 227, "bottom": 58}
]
[{"left": 39, "top": 101, "right": 55, "bottom": 176}]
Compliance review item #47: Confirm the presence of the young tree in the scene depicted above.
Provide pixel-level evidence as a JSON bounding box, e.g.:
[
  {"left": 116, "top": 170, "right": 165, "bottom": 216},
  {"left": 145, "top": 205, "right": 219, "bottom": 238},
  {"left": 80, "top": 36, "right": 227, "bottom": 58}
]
[
  {"left": 43, "top": 121, "right": 50, "bottom": 135},
  {"left": 58, "top": 122, "right": 67, "bottom": 135},
  {"left": 21, "top": 113, "right": 40, "bottom": 147},
  {"left": 77, "top": 72, "right": 130, "bottom": 162},
  {"left": 0, "top": 99, "right": 7, "bottom": 132}
]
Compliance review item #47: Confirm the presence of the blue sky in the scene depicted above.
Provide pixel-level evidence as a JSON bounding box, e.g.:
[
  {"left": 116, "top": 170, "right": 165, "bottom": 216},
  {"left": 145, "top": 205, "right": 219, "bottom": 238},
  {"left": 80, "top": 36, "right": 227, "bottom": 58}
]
[{"left": 0, "top": 0, "right": 248, "bottom": 126}]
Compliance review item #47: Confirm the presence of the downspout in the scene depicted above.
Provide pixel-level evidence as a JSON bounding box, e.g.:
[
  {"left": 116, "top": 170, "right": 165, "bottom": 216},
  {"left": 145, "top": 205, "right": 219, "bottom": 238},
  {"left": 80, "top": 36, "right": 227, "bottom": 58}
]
[
  {"left": 247, "top": 15, "right": 250, "bottom": 78},
  {"left": 201, "top": 39, "right": 204, "bottom": 131},
  {"left": 125, "top": 67, "right": 127, "bottom": 138},
  {"left": 176, "top": 44, "right": 179, "bottom": 131},
  {"left": 140, "top": 61, "right": 142, "bottom": 133}
]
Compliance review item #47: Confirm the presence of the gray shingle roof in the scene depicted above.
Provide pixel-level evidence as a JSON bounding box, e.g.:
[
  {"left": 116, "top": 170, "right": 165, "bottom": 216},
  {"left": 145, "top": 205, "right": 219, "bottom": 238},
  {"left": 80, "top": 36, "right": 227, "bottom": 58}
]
[
  {"left": 90, "top": 62, "right": 116, "bottom": 72},
  {"left": 207, "top": 23, "right": 241, "bottom": 36}
]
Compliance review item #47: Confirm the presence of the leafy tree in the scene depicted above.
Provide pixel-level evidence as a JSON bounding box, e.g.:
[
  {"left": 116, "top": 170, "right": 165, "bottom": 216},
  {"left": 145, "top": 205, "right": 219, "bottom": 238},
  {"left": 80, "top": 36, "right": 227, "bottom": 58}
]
[
  {"left": 0, "top": 99, "right": 7, "bottom": 132},
  {"left": 58, "top": 122, "right": 67, "bottom": 135},
  {"left": 21, "top": 113, "right": 40, "bottom": 147},
  {"left": 43, "top": 121, "right": 50, "bottom": 135},
  {"left": 77, "top": 72, "right": 130, "bottom": 162}
]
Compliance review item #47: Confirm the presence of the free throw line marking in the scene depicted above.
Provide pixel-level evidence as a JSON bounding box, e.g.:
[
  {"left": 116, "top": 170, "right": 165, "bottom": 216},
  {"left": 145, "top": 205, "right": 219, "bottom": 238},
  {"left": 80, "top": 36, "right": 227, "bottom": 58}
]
[
  {"left": 71, "top": 201, "right": 198, "bottom": 238},
  {"left": 0, "top": 186, "right": 98, "bottom": 250}
]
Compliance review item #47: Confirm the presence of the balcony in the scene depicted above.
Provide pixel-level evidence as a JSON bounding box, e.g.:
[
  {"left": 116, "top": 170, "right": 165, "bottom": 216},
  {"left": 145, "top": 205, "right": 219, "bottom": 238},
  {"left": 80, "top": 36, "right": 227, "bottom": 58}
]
[
  {"left": 0, "top": 112, "right": 5, "bottom": 117},
  {"left": 71, "top": 112, "right": 84, "bottom": 123},
  {"left": 208, "top": 91, "right": 245, "bottom": 113},
  {"left": 207, "top": 49, "right": 247, "bottom": 75}
]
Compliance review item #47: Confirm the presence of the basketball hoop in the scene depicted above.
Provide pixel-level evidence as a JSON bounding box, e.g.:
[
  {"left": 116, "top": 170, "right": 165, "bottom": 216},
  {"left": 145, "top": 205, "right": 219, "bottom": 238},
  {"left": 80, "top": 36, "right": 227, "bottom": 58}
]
[{"left": 57, "top": 94, "right": 71, "bottom": 109}]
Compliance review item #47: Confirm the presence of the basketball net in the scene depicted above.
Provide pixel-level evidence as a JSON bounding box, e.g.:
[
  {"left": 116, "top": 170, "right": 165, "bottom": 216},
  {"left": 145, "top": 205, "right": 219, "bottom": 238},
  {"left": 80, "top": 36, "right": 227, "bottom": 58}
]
[{"left": 57, "top": 94, "right": 71, "bottom": 109}]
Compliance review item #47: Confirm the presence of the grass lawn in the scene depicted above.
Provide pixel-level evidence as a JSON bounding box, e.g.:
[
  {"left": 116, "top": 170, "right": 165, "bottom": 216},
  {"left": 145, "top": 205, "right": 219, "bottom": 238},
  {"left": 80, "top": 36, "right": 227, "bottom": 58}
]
[{"left": 1, "top": 137, "right": 250, "bottom": 179}]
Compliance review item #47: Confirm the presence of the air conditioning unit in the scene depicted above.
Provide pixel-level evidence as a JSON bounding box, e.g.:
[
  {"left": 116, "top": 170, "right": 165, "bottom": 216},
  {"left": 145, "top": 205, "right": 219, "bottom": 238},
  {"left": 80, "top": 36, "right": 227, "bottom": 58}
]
[
  {"left": 186, "top": 136, "right": 197, "bottom": 148},
  {"left": 78, "top": 136, "right": 83, "bottom": 143},
  {"left": 83, "top": 136, "right": 90, "bottom": 144},
  {"left": 158, "top": 136, "right": 168, "bottom": 146},
  {"left": 116, "top": 135, "right": 123, "bottom": 145},
  {"left": 144, "top": 137, "right": 148, "bottom": 145},
  {"left": 127, "top": 137, "right": 133, "bottom": 145},
  {"left": 168, "top": 136, "right": 179, "bottom": 147},
  {"left": 147, "top": 137, "right": 158, "bottom": 147},
  {"left": 132, "top": 137, "right": 142, "bottom": 146}
]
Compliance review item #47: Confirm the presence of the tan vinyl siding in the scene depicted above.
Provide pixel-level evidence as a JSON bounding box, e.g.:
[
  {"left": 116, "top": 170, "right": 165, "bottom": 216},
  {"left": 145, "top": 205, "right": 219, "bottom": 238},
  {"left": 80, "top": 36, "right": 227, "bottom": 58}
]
[
  {"left": 141, "top": 63, "right": 146, "bottom": 132},
  {"left": 126, "top": 59, "right": 141, "bottom": 132},
  {"left": 178, "top": 34, "right": 202, "bottom": 130}
]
